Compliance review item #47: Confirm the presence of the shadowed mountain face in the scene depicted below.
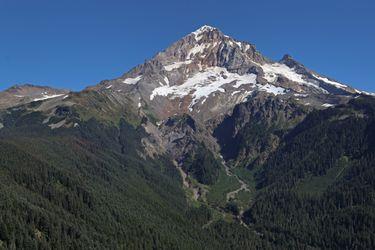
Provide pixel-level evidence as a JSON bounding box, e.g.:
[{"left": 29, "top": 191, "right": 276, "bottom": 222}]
[{"left": 0, "top": 26, "right": 374, "bottom": 249}]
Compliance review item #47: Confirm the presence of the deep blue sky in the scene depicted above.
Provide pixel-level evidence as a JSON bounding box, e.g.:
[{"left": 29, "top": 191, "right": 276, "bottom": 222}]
[{"left": 0, "top": 0, "right": 374, "bottom": 92}]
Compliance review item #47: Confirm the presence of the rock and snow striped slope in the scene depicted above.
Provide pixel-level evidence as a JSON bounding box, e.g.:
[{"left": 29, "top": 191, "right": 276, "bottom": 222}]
[{"left": 150, "top": 67, "right": 286, "bottom": 109}]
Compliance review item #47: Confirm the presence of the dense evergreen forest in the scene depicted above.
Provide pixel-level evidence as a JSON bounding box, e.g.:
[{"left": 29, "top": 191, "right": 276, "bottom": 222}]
[
  {"left": 0, "top": 110, "right": 265, "bottom": 249},
  {"left": 0, "top": 96, "right": 374, "bottom": 249},
  {"left": 244, "top": 97, "right": 375, "bottom": 249}
]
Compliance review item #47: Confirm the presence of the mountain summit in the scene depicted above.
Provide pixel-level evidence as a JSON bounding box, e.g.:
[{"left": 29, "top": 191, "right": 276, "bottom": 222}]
[
  {"left": 84, "top": 25, "right": 364, "bottom": 122},
  {"left": 1, "top": 25, "right": 370, "bottom": 122}
]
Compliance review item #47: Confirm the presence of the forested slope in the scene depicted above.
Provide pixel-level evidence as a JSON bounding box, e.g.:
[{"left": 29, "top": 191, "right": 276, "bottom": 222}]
[
  {"left": 243, "top": 97, "right": 375, "bottom": 249},
  {"left": 0, "top": 109, "right": 266, "bottom": 249}
]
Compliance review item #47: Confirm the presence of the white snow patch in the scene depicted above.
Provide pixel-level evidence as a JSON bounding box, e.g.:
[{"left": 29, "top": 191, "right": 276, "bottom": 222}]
[
  {"left": 352, "top": 89, "right": 375, "bottom": 96},
  {"left": 234, "top": 41, "right": 242, "bottom": 49},
  {"left": 312, "top": 74, "right": 347, "bottom": 90},
  {"left": 239, "top": 90, "right": 254, "bottom": 103},
  {"left": 191, "top": 25, "right": 216, "bottom": 41},
  {"left": 187, "top": 43, "right": 211, "bottom": 59},
  {"left": 62, "top": 95, "right": 69, "bottom": 99},
  {"left": 294, "top": 93, "right": 308, "bottom": 97},
  {"left": 261, "top": 63, "right": 305, "bottom": 83},
  {"left": 226, "top": 39, "right": 242, "bottom": 49},
  {"left": 359, "top": 91, "right": 375, "bottom": 96},
  {"left": 231, "top": 90, "right": 241, "bottom": 96},
  {"left": 233, "top": 74, "right": 257, "bottom": 88},
  {"left": 150, "top": 67, "right": 258, "bottom": 109},
  {"left": 259, "top": 63, "right": 328, "bottom": 93},
  {"left": 164, "top": 76, "right": 170, "bottom": 86},
  {"left": 105, "top": 85, "right": 112, "bottom": 89},
  {"left": 259, "top": 84, "right": 286, "bottom": 95},
  {"left": 33, "top": 94, "right": 64, "bottom": 102},
  {"left": 0, "top": 123, "right": 3, "bottom": 130},
  {"left": 150, "top": 67, "right": 286, "bottom": 109},
  {"left": 14, "top": 95, "right": 24, "bottom": 98},
  {"left": 123, "top": 75, "right": 142, "bottom": 85},
  {"left": 164, "top": 60, "right": 192, "bottom": 71},
  {"left": 322, "top": 103, "right": 334, "bottom": 108}
]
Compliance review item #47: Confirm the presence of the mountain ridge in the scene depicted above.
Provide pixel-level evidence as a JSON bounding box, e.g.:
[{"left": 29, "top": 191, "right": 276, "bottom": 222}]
[{"left": 1, "top": 25, "right": 373, "bottom": 118}]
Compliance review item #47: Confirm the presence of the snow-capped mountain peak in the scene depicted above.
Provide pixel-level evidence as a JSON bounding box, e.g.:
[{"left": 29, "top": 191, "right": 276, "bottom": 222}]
[
  {"left": 92, "top": 26, "right": 369, "bottom": 122},
  {"left": 191, "top": 25, "right": 218, "bottom": 39}
]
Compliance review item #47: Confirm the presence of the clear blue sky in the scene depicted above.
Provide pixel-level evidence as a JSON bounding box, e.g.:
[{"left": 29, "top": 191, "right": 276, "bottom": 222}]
[{"left": 0, "top": 0, "right": 374, "bottom": 92}]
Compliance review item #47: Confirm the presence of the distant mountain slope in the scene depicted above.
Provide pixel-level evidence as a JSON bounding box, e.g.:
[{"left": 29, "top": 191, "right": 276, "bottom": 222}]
[{"left": 0, "top": 84, "right": 69, "bottom": 109}]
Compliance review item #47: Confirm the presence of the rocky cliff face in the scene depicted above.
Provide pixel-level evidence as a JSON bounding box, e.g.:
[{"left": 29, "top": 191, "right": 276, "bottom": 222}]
[{"left": 214, "top": 93, "right": 309, "bottom": 167}]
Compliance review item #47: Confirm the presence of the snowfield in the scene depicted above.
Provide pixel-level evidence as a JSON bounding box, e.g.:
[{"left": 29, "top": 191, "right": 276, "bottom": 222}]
[
  {"left": 33, "top": 93, "right": 65, "bottom": 102},
  {"left": 150, "top": 67, "right": 286, "bottom": 109},
  {"left": 259, "top": 63, "right": 328, "bottom": 93},
  {"left": 123, "top": 75, "right": 142, "bottom": 85}
]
